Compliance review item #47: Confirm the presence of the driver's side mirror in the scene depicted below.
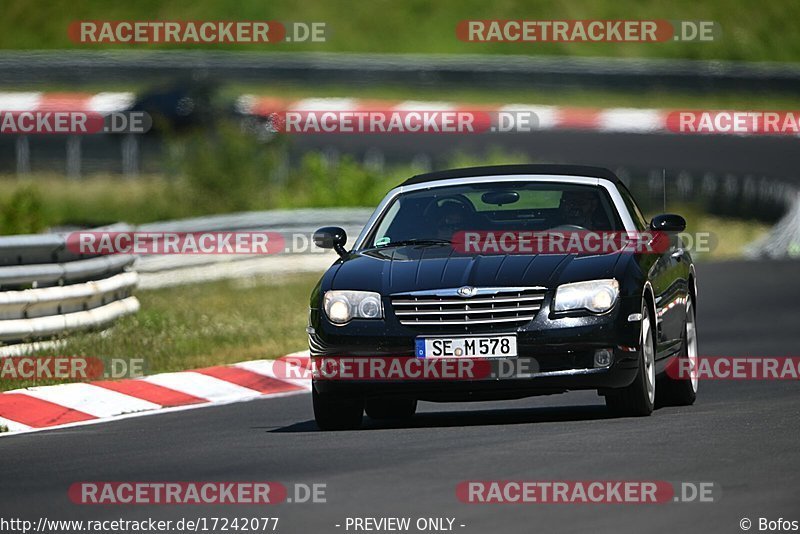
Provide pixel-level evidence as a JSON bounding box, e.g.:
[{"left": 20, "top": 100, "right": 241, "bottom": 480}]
[
  {"left": 313, "top": 226, "right": 348, "bottom": 258},
  {"left": 649, "top": 214, "right": 686, "bottom": 232}
]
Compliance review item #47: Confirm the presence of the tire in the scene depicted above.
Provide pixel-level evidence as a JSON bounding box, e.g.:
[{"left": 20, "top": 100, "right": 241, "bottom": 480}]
[
  {"left": 365, "top": 398, "right": 417, "bottom": 420},
  {"left": 657, "top": 297, "right": 698, "bottom": 407},
  {"left": 606, "top": 303, "right": 656, "bottom": 417},
  {"left": 313, "top": 388, "right": 364, "bottom": 431}
]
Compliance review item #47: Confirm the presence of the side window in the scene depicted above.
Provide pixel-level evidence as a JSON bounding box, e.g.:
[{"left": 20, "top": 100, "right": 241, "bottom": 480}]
[{"left": 618, "top": 185, "right": 649, "bottom": 231}]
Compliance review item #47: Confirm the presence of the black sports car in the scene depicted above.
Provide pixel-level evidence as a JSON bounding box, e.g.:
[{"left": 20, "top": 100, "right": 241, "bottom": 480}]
[{"left": 309, "top": 164, "right": 698, "bottom": 430}]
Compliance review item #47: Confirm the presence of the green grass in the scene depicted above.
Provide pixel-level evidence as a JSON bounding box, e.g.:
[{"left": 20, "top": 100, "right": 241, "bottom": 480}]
[
  {"left": 658, "top": 204, "right": 770, "bottom": 261},
  {"left": 3, "top": 0, "right": 800, "bottom": 62},
  {"left": 699, "top": 216, "right": 770, "bottom": 259},
  {"left": 0, "top": 273, "right": 318, "bottom": 392},
  {"left": 0, "top": 136, "right": 774, "bottom": 262},
  {"left": 0, "top": 147, "right": 531, "bottom": 233},
  {"left": 0, "top": 152, "right": 772, "bottom": 263},
  {"left": 0, "top": 175, "right": 193, "bottom": 232}
]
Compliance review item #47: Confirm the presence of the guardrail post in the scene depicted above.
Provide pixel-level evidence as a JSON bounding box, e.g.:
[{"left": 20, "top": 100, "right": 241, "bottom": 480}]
[
  {"left": 66, "top": 136, "right": 81, "bottom": 179},
  {"left": 321, "top": 147, "right": 339, "bottom": 171},
  {"left": 363, "top": 148, "right": 385, "bottom": 172},
  {"left": 122, "top": 134, "right": 139, "bottom": 178},
  {"left": 15, "top": 135, "right": 30, "bottom": 175},
  {"left": 745, "top": 192, "right": 800, "bottom": 259},
  {"left": 411, "top": 153, "right": 432, "bottom": 173},
  {"left": 271, "top": 146, "right": 289, "bottom": 184}
]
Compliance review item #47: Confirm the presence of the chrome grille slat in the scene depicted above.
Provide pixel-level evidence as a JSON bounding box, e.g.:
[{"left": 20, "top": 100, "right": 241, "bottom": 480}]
[
  {"left": 391, "top": 287, "right": 547, "bottom": 328},
  {"left": 392, "top": 295, "right": 545, "bottom": 306},
  {"left": 395, "top": 305, "right": 541, "bottom": 316},
  {"left": 407, "top": 316, "right": 537, "bottom": 326}
]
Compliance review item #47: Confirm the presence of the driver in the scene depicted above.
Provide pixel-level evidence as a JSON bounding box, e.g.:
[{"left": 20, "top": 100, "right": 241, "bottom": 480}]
[
  {"left": 433, "top": 202, "right": 471, "bottom": 241},
  {"left": 559, "top": 190, "right": 600, "bottom": 229}
]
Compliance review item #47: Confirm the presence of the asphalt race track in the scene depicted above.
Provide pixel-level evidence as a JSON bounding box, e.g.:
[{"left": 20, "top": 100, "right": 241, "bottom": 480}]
[{"left": 1, "top": 260, "right": 798, "bottom": 534}]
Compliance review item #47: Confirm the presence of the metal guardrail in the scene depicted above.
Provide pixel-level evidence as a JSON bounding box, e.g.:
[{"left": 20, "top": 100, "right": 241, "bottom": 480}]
[
  {"left": 0, "top": 296, "right": 140, "bottom": 342},
  {"left": 0, "top": 226, "right": 140, "bottom": 345},
  {"left": 135, "top": 208, "right": 370, "bottom": 288},
  {"left": 0, "top": 255, "right": 136, "bottom": 289},
  {"left": 745, "top": 193, "right": 800, "bottom": 259},
  {"left": 0, "top": 208, "right": 371, "bottom": 347},
  {"left": 2, "top": 51, "right": 800, "bottom": 93}
]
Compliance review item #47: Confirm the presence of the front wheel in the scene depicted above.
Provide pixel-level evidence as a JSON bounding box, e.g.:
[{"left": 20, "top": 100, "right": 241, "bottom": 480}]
[
  {"left": 313, "top": 388, "right": 364, "bottom": 430},
  {"left": 606, "top": 303, "right": 656, "bottom": 417},
  {"left": 657, "top": 297, "right": 698, "bottom": 407}
]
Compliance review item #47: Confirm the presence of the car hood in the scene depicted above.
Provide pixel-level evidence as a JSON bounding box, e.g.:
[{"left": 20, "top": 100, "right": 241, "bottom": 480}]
[{"left": 330, "top": 246, "right": 624, "bottom": 294}]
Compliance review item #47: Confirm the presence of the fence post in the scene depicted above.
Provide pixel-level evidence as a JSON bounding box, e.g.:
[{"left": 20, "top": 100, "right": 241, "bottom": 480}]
[
  {"left": 122, "top": 134, "right": 139, "bottom": 177},
  {"left": 15, "top": 136, "right": 30, "bottom": 175},
  {"left": 66, "top": 136, "right": 81, "bottom": 178}
]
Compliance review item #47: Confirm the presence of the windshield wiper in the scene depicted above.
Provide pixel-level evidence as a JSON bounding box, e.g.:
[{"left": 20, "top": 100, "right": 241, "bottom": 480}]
[{"left": 375, "top": 238, "right": 453, "bottom": 248}]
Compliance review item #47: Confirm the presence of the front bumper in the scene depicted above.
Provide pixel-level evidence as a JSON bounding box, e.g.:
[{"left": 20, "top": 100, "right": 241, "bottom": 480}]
[
  {"left": 312, "top": 358, "right": 639, "bottom": 401},
  {"left": 309, "top": 294, "right": 643, "bottom": 401}
]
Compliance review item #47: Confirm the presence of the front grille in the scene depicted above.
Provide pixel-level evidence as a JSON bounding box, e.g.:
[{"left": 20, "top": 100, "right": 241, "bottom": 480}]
[{"left": 391, "top": 287, "right": 547, "bottom": 329}]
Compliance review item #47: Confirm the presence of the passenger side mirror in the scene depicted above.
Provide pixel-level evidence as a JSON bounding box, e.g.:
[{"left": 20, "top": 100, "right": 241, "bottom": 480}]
[
  {"left": 649, "top": 214, "right": 686, "bottom": 233},
  {"left": 314, "top": 226, "right": 348, "bottom": 258}
]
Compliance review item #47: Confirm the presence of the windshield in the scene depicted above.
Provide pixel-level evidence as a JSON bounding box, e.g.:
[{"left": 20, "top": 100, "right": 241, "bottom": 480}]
[{"left": 365, "top": 182, "right": 624, "bottom": 248}]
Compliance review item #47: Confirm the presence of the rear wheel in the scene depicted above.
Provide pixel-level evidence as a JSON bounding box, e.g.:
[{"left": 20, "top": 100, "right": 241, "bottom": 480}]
[
  {"left": 606, "top": 303, "right": 656, "bottom": 417},
  {"left": 365, "top": 398, "right": 417, "bottom": 420},
  {"left": 657, "top": 297, "right": 698, "bottom": 406},
  {"left": 313, "top": 388, "right": 364, "bottom": 430}
]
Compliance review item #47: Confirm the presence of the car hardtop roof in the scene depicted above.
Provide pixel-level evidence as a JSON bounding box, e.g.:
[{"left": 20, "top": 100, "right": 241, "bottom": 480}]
[{"left": 401, "top": 164, "right": 623, "bottom": 187}]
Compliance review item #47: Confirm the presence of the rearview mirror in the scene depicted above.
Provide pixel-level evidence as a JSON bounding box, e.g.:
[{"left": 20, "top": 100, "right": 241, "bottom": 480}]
[
  {"left": 649, "top": 214, "right": 686, "bottom": 232},
  {"left": 481, "top": 190, "right": 520, "bottom": 206},
  {"left": 313, "top": 226, "right": 348, "bottom": 258}
]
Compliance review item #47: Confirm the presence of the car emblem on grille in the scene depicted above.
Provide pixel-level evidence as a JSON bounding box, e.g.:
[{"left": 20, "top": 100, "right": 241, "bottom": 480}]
[{"left": 457, "top": 286, "right": 477, "bottom": 297}]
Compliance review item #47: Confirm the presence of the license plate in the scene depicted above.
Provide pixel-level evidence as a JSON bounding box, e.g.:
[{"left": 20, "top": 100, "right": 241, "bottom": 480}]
[{"left": 416, "top": 335, "right": 517, "bottom": 358}]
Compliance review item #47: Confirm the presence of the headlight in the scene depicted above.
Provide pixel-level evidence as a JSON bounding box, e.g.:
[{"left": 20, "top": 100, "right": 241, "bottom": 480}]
[
  {"left": 554, "top": 279, "right": 619, "bottom": 314},
  {"left": 323, "top": 290, "right": 383, "bottom": 324}
]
